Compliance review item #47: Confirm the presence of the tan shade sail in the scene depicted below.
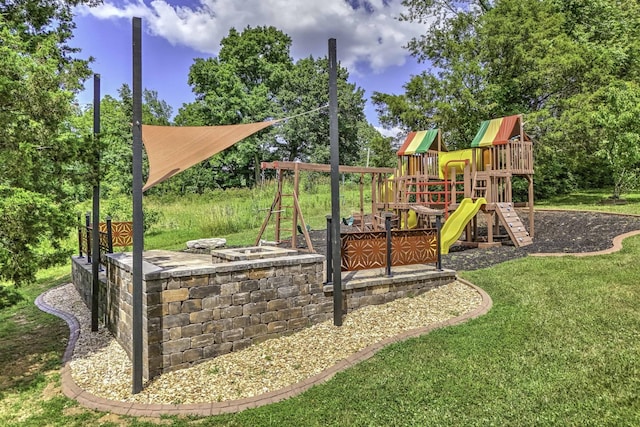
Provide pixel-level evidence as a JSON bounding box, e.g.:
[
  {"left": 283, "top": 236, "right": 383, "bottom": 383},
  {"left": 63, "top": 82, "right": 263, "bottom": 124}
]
[{"left": 142, "top": 121, "right": 279, "bottom": 191}]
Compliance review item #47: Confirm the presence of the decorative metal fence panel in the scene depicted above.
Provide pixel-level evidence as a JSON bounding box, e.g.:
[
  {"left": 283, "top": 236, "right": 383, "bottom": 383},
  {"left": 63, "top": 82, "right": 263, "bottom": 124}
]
[
  {"left": 98, "top": 221, "right": 133, "bottom": 247},
  {"left": 78, "top": 221, "right": 134, "bottom": 261},
  {"left": 340, "top": 228, "right": 438, "bottom": 271}
]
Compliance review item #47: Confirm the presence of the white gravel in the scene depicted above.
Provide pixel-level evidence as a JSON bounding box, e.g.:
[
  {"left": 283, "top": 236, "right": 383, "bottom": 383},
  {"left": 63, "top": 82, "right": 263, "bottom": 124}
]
[{"left": 43, "top": 281, "right": 481, "bottom": 405}]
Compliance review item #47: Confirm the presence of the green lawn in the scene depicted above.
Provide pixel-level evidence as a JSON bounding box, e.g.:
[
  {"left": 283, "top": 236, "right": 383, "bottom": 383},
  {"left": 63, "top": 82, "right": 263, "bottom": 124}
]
[{"left": 1, "top": 191, "right": 639, "bottom": 426}]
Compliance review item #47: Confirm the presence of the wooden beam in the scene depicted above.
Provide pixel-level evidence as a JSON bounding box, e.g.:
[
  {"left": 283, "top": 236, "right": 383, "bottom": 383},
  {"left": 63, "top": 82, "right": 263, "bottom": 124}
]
[{"left": 261, "top": 161, "right": 394, "bottom": 175}]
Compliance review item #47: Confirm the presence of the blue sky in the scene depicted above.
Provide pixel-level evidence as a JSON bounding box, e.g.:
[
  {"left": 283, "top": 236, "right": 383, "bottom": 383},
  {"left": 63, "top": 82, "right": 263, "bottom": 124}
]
[{"left": 72, "top": 0, "right": 432, "bottom": 136}]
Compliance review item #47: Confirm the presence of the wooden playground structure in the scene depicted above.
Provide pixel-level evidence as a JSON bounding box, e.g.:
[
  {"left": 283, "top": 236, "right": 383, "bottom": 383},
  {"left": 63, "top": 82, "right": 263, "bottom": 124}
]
[{"left": 256, "top": 114, "right": 534, "bottom": 254}]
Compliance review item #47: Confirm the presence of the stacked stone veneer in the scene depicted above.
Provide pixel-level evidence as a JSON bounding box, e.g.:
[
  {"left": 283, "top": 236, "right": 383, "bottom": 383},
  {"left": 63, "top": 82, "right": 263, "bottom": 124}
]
[
  {"left": 71, "top": 248, "right": 455, "bottom": 381},
  {"left": 105, "top": 249, "right": 328, "bottom": 380}
]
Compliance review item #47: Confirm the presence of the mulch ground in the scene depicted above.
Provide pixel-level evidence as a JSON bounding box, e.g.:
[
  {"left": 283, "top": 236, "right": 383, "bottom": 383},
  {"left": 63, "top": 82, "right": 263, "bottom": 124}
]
[{"left": 280, "top": 210, "right": 640, "bottom": 271}]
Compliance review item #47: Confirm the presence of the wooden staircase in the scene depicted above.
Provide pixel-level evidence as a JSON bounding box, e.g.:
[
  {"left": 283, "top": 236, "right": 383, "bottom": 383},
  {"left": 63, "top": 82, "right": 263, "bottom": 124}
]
[{"left": 495, "top": 202, "right": 533, "bottom": 247}]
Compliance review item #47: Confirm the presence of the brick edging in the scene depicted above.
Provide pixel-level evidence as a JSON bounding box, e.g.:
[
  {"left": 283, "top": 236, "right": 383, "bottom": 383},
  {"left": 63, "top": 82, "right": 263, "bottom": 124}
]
[
  {"left": 36, "top": 280, "right": 493, "bottom": 418},
  {"left": 530, "top": 229, "right": 640, "bottom": 257},
  {"left": 526, "top": 208, "right": 640, "bottom": 257},
  {"left": 34, "top": 293, "right": 80, "bottom": 364}
]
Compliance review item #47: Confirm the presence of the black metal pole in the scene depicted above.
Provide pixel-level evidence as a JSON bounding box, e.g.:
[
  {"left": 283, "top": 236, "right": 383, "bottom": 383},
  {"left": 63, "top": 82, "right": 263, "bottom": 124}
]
[
  {"left": 436, "top": 214, "right": 442, "bottom": 271},
  {"left": 325, "top": 215, "right": 332, "bottom": 285},
  {"left": 131, "top": 16, "right": 144, "bottom": 395},
  {"left": 85, "top": 212, "right": 91, "bottom": 264},
  {"left": 385, "top": 213, "right": 392, "bottom": 277},
  {"left": 91, "top": 73, "right": 101, "bottom": 332},
  {"left": 78, "top": 214, "right": 83, "bottom": 257},
  {"left": 328, "top": 38, "right": 342, "bottom": 327},
  {"left": 106, "top": 216, "right": 113, "bottom": 254}
]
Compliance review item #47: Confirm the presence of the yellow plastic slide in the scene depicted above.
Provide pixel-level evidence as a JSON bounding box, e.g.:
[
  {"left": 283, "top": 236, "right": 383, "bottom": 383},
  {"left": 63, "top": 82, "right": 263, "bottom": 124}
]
[{"left": 440, "top": 197, "right": 487, "bottom": 254}]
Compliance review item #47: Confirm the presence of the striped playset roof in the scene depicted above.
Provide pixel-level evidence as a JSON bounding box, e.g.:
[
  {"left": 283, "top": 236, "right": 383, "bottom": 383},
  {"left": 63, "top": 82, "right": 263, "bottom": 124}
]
[{"left": 397, "top": 129, "right": 443, "bottom": 156}]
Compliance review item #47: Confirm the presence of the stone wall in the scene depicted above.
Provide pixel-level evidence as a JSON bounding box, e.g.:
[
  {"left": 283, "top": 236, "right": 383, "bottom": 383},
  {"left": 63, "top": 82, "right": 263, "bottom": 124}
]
[
  {"left": 72, "top": 248, "right": 455, "bottom": 382},
  {"left": 71, "top": 256, "right": 108, "bottom": 323},
  {"left": 71, "top": 256, "right": 93, "bottom": 307},
  {"left": 104, "top": 250, "right": 327, "bottom": 380}
]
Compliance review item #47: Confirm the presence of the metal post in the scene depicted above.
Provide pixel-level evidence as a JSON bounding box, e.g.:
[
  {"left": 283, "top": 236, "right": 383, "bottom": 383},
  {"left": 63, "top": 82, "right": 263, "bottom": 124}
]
[
  {"left": 131, "top": 16, "right": 144, "bottom": 395},
  {"left": 328, "top": 38, "right": 342, "bottom": 327},
  {"left": 385, "top": 213, "right": 392, "bottom": 277},
  {"left": 325, "top": 215, "right": 332, "bottom": 285},
  {"left": 91, "top": 73, "right": 101, "bottom": 332},
  {"left": 85, "top": 212, "right": 91, "bottom": 264},
  {"left": 78, "top": 214, "right": 83, "bottom": 257},
  {"left": 106, "top": 216, "right": 113, "bottom": 254},
  {"left": 436, "top": 214, "right": 442, "bottom": 271}
]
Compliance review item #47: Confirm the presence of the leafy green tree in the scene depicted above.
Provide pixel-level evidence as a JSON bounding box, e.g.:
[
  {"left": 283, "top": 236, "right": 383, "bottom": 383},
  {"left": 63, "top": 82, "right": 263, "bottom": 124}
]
[
  {"left": 590, "top": 81, "right": 640, "bottom": 198},
  {"left": 176, "top": 26, "right": 293, "bottom": 188},
  {"left": 374, "top": 1, "right": 490, "bottom": 147},
  {"left": 176, "top": 26, "right": 371, "bottom": 190},
  {"left": 0, "top": 1, "right": 93, "bottom": 286},
  {"left": 70, "top": 84, "right": 175, "bottom": 197},
  {"left": 276, "top": 56, "right": 366, "bottom": 165}
]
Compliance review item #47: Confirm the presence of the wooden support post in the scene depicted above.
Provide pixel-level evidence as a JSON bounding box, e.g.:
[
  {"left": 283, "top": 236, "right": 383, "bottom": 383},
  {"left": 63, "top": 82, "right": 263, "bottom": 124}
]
[
  {"left": 486, "top": 211, "right": 494, "bottom": 243},
  {"left": 464, "top": 163, "right": 471, "bottom": 199},
  {"left": 254, "top": 191, "right": 280, "bottom": 245},
  {"left": 528, "top": 175, "right": 535, "bottom": 238},
  {"left": 292, "top": 162, "right": 300, "bottom": 249},
  {"left": 275, "top": 171, "right": 283, "bottom": 243}
]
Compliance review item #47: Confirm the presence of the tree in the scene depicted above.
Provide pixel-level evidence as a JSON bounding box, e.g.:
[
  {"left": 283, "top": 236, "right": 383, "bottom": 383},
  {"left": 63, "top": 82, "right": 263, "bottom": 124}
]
[
  {"left": 590, "top": 81, "right": 640, "bottom": 198},
  {"left": 70, "top": 84, "right": 174, "bottom": 196},
  {"left": 0, "top": 1, "right": 93, "bottom": 286},
  {"left": 359, "top": 124, "right": 397, "bottom": 168},
  {"left": 176, "top": 26, "right": 293, "bottom": 188},
  {"left": 176, "top": 26, "right": 371, "bottom": 190},
  {"left": 276, "top": 56, "right": 366, "bottom": 165},
  {"left": 373, "top": 1, "right": 490, "bottom": 147}
]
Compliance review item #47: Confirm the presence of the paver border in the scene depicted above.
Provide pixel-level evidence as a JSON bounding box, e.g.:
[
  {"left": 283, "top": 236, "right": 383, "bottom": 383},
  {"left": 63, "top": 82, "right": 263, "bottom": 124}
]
[{"left": 530, "top": 208, "right": 640, "bottom": 258}]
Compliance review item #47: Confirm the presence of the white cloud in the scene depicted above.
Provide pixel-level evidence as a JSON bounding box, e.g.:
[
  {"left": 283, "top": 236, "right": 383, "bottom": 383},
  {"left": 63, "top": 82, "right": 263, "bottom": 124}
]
[
  {"left": 77, "top": 0, "right": 427, "bottom": 75},
  {"left": 375, "top": 125, "right": 405, "bottom": 139}
]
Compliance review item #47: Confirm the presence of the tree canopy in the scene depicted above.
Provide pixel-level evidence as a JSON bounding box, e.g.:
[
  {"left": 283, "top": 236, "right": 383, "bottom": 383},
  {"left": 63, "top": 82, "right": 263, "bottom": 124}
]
[{"left": 0, "top": 0, "right": 94, "bottom": 286}]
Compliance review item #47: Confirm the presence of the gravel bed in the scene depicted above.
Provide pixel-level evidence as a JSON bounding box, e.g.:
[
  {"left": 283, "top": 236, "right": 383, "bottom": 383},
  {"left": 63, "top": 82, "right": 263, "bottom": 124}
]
[{"left": 44, "top": 281, "right": 481, "bottom": 404}]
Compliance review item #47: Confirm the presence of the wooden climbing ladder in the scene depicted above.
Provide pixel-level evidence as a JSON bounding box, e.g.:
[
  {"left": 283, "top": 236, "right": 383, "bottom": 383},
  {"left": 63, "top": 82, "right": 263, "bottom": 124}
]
[
  {"left": 254, "top": 167, "right": 314, "bottom": 252},
  {"left": 495, "top": 202, "right": 533, "bottom": 247}
]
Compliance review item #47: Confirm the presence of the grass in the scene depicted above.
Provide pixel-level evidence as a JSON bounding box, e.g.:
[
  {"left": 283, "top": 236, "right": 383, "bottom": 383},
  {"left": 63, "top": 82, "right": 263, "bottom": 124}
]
[
  {"left": 537, "top": 189, "right": 640, "bottom": 215},
  {"left": 1, "top": 189, "right": 639, "bottom": 425},
  {"left": 144, "top": 178, "right": 368, "bottom": 249}
]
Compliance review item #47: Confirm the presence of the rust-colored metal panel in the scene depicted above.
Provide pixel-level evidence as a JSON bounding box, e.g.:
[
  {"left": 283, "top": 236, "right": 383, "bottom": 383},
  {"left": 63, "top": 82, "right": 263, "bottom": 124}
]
[
  {"left": 341, "top": 231, "right": 387, "bottom": 271},
  {"left": 99, "top": 221, "right": 133, "bottom": 247},
  {"left": 341, "top": 229, "right": 438, "bottom": 271},
  {"left": 391, "top": 229, "right": 438, "bottom": 266}
]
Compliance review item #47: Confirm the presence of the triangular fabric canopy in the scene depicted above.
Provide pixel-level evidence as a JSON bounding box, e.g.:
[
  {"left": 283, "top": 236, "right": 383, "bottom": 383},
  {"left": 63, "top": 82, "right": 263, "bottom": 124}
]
[
  {"left": 142, "top": 120, "right": 279, "bottom": 191},
  {"left": 397, "top": 129, "right": 445, "bottom": 156},
  {"left": 470, "top": 115, "right": 525, "bottom": 147}
]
